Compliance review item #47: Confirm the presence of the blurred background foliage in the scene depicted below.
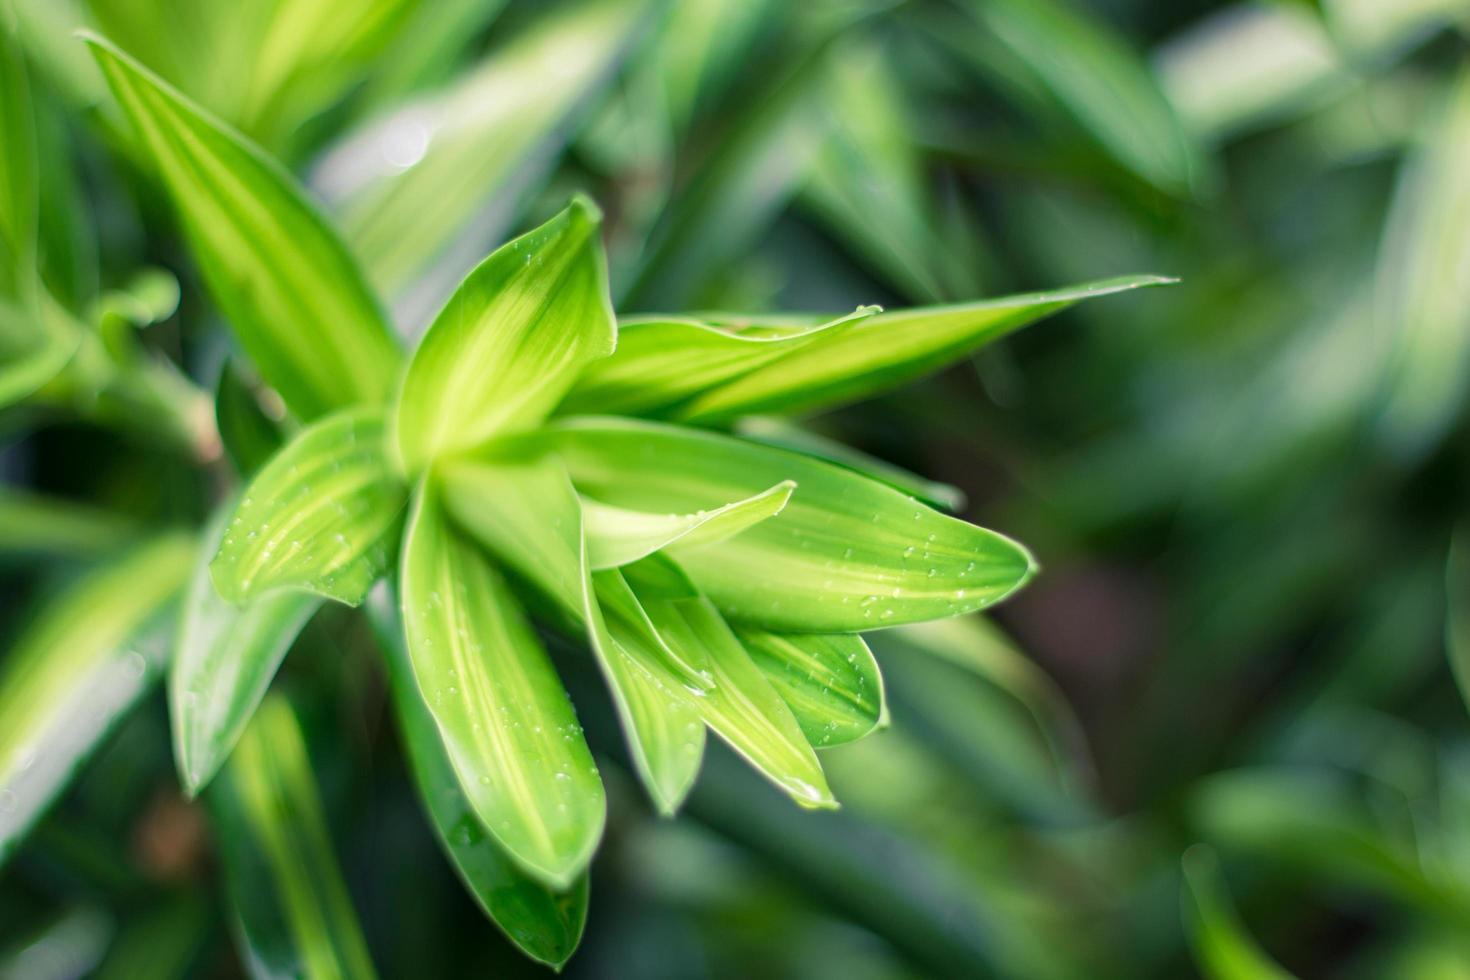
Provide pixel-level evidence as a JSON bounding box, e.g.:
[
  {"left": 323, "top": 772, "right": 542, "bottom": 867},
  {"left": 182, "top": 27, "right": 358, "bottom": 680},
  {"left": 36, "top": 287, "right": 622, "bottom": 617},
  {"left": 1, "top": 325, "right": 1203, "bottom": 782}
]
[{"left": 2, "top": 0, "right": 1470, "bottom": 976}]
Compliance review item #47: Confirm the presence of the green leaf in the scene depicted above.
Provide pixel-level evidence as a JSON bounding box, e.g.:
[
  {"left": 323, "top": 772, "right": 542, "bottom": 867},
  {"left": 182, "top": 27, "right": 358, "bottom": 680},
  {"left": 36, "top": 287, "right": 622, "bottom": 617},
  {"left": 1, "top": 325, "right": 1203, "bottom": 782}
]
[
  {"left": 1373, "top": 71, "right": 1470, "bottom": 460},
  {"left": 399, "top": 481, "right": 605, "bottom": 888},
  {"left": 1181, "top": 846, "right": 1294, "bottom": 980},
  {"left": 209, "top": 695, "right": 378, "bottom": 980},
  {"left": 365, "top": 584, "right": 589, "bottom": 969},
  {"left": 0, "top": 532, "right": 193, "bottom": 865},
  {"left": 1446, "top": 527, "right": 1470, "bottom": 715},
  {"left": 560, "top": 306, "right": 878, "bottom": 417},
  {"left": 85, "top": 35, "right": 401, "bottom": 421},
  {"left": 624, "top": 557, "right": 835, "bottom": 808},
  {"left": 583, "top": 480, "right": 794, "bottom": 570},
  {"left": 0, "top": 487, "right": 136, "bottom": 559},
  {"left": 211, "top": 406, "right": 406, "bottom": 606},
  {"left": 0, "top": 18, "right": 38, "bottom": 294},
  {"left": 963, "top": 0, "right": 1207, "bottom": 197},
  {"left": 214, "top": 358, "right": 286, "bottom": 479},
  {"left": 735, "top": 416, "right": 965, "bottom": 512},
  {"left": 393, "top": 196, "right": 615, "bottom": 473},
  {"left": 172, "top": 504, "right": 322, "bottom": 796},
  {"left": 440, "top": 454, "right": 706, "bottom": 816},
  {"left": 320, "top": 0, "right": 648, "bottom": 306},
  {"left": 736, "top": 628, "right": 883, "bottom": 748},
  {"left": 0, "top": 288, "right": 80, "bottom": 410},
  {"left": 546, "top": 417, "right": 1037, "bottom": 631},
  {"left": 670, "top": 276, "right": 1176, "bottom": 423}
]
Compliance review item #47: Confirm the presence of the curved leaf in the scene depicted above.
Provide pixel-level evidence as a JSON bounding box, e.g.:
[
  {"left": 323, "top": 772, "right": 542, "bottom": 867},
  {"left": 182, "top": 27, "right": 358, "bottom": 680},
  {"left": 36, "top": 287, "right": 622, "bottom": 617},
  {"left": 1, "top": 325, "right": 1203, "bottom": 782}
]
[
  {"left": 366, "top": 584, "right": 589, "bottom": 969},
  {"left": 393, "top": 196, "right": 615, "bottom": 473},
  {"left": 212, "top": 407, "right": 406, "bottom": 606},
  {"left": 172, "top": 505, "right": 321, "bottom": 796},
  {"left": 1181, "top": 845, "right": 1293, "bottom": 980},
  {"left": 737, "top": 627, "right": 883, "bottom": 748},
  {"left": 624, "top": 557, "right": 835, "bottom": 809},
  {"left": 559, "top": 306, "right": 878, "bottom": 417},
  {"left": 583, "top": 480, "right": 794, "bottom": 570},
  {"left": 209, "top": 695, "right": 378, "bottom": 980},
  {"left": 400, "top": 481, "right": 605, "bottom": 888},
  {"left": 545, "top": 417, "right": 1037, "bottom": 631},
  {"left": 674, "top": 275, "right": 1175, "bottom": 422},
  {"left": 0, "top": 532, "right": 193, "bottom": 865},
  {"left": 85, "top": 35, "right": 401, "bottom": 420},
  {"left": 441, "top": 455, "right": 706, "bottom": 815}
]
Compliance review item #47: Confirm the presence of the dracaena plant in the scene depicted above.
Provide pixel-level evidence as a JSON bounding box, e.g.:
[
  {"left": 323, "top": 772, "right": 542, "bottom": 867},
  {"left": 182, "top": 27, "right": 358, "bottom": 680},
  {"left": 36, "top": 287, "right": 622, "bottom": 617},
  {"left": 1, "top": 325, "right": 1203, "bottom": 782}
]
[{"left": 60, "top": 34, "right": 1169, "bottom": 971}]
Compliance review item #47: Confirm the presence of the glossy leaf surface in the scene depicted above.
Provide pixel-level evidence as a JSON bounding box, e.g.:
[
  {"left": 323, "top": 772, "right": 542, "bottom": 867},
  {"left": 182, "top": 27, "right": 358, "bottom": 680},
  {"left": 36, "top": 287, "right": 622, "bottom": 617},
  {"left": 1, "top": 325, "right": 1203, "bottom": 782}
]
[
  {"left": 212, "top": 407, "right": 406, "bottom": 606},
  {"left": 737, "top": 627, "right": 883, "bottom": 748}
]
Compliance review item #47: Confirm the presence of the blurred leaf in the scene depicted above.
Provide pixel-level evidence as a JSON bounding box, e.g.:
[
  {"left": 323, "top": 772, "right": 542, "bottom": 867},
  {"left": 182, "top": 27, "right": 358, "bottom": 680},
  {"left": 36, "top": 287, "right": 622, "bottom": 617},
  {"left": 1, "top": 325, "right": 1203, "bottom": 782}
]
[
  {"left": 400, "top": 482, "right": 605, "bottom": 888},
  {"left": 961, "top": 0, "right": 1207, "bottom": 196},
  {"left": 214, "top": 359, "right": 286, "bottom": 479},
  {"left": 583, "top": 480, "right": 794, "bottom": 570},
  {"left": 355, "top": 0, "right": 508, "bottom": 109},
  {"left": 393, "top": 196, "right": 614, "bottom": 473},
  {"left": 736, "top": 627, "right": 884, "bottom": 748},
  {"left": 172, "top": 504, "right": 321, "bottom": 796},
  {"left": 1181, "top": 846, "right": 1294, "bottom": 980},
  {"left": 209, "top": 695, "right": 378, "bottom": 979},
  {"left": 441, "top": 454, "right": 708, "bottom": 816},
  {"left": 0, "top": 291, "right": 77, "bottom": 409},
  {"left": 546, "top": 417, "right": 1036, "bottom": 631},
  {"left": 0, "top": 18, "right": 37, "bottom": 295},
  {"left": 366, "top": 584, "right": 590, "bottom": 969},
  {"left": 626, "top": 556, "right": 836, "bottom": 808},
  {"left": 0, "top": 487, "right": 137, "bottom": 559},
  {"left": 211, "top": 406, "right": 406, "bottom": 606},
  {"left": 87, "top": 35, "right": 401, "bottom": 420},
  {"left": 672, "top": 276, "right": 1175, "bottom": 423},
  {"left": 93, "top": 898, "right": 208, "bottom": 980},
  {"left": 734, "top": 416, "right": 965, "bottom": 512},
  {"left": 318, "top": 0, "right": 648, "bottom": 311},
  {"left": 561, "top": 306, "right": 878, "bottom": 418},
  {"left": 1447, "top": 529, "right": 1470, "bottom": 715},
  {"left": 1372, "top": 70, "right": 1470, "bottom": 460},
  {"left": 0, "top": 531, "right": 193, "bottom": 865}
]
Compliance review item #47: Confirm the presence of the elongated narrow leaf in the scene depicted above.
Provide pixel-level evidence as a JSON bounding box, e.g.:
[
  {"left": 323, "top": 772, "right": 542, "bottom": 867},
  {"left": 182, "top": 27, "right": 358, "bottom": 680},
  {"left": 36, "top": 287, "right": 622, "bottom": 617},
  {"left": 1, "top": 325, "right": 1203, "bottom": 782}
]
[
  {"left": 317, "top": 0, "right": 647, "bottom": 310},
  {"left": 583, "top": 481, "right": 794, "bottom": 569},
  {"left": 673, "top": 276, "right": 1175, "bottom": 422},
  {"left": 0, "top": 289, "right": 80, "bottom": 410},
  {"left": 0, "top": 532, "right": 193, "bottom": 864},
  {"left": 172, "top": 505, "right": 321, "bottom": 796},
  {"left": 1373, "top": 70, "right": 1470, "bottom": 460},
  {"left": 441, "top": 455, "right": 706, "bottom": 815},
  {"left": 735, "top": 415, "right": 965, "bottom": 511},
  {"left": 0, "top": 487, "right": 136, "bottom": 559},
  {"left": 546, "top": 418, "right": 1036, "bottom": 631},
  {"left": 365, "top": 584, "right": 589, "bottom": 969},
  {"left": 963, "top": 0, "right": 1205, "bottom": 197},
  {"left": 0, "top": 19, "right": 37, "bottom": 293},
  {"left": 625, "top": 558, "right": 835, "bottom": 808},
  {"left": 214, "top": 358, "right": 286, "bottom": 479},
  {"left": 560, "top": 306, "right": 877, "bottom": 417},
  {"left": 1181, "top": 846, "right": 1293, "bottom": 980},
  {"left": 737, "top": 628, "right": 883, "bottom": 748},
  {"left": 400, "top": 483, "right": 604, "bottom": 887},
  {"left": 394, "top": 197, "right": 616, "bottom": 473},
  {"left": 212, "top": 407, "right": 406, "bottom": 606},
  {"left": 85, "top": 35, "right": 401, "bottom": 420},
  {"left": 209, "top": 695, "right": 378, "bottom": 980}
]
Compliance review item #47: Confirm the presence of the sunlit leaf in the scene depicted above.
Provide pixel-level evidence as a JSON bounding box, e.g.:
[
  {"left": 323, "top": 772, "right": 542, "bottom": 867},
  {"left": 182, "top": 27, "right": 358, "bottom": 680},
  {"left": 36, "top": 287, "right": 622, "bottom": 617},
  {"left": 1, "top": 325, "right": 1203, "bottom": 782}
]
[
  {"left": 671, "top": 276, "right": 1176, "bottom": 422},
  {"left": 209, "top": 695, "right": 378, "bottom": 979},
  {"left": 441, "top": 454, "right": 706, "bottom": 815},
  {"left": 737, "top": 627, "right": 883, "bottom": 748},
  {"left": 0, "top": 291, "right": 79, "bottom": 410},
  {"left": 365, "top": 583, "right": 590, "bottom": 969},
  {"left": 1373, "top": 70, "right": 1470, "bottom": 460},
  {"left": 317, "top": 0, "right": 648, "bottom": 309},
  {"left": 172, "top": 504, "right": 321, "bottom": 796},
  {"left": 400, "top": 482, "right": 605, "bottom": 887},
  {"left": 211, "top": 407, "right": 406, "bottom": 606},
  {"left": 583, "top": 480, "right": 794, "bottom": 570},
  {"left": 1181, "top": 845, "right": 1294, "bottom": 980},
  {"left": 0, "top": 532, "right": 193, "bottom": 865},
  {"left": 393, "top": 196, "right": 615, "bottom": 473},
  {"left": 86, "top": 35, "right": 401, "bottom": 420},
  {"left": 0, "top": 487, "right": 136, "bottom": 559},
  {"left": 625, "top": 556, "right": 836, "bottom": 808},
  {"left": 546, "top": 417, "right": 1036, "bottom": 631},
  {"left": 560, "top": 306, "right": 877, "bottom": 417},
  {"left": 0, "top": 19, "right": 37, "bottom": 294}
]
